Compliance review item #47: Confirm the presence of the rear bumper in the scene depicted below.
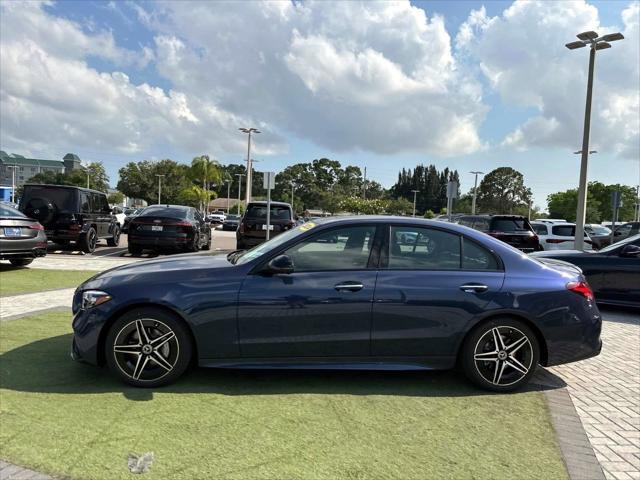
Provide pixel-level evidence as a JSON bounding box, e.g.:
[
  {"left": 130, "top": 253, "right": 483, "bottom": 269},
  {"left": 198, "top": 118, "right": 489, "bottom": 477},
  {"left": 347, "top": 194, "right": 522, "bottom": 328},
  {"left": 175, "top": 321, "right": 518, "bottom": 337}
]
[
  {"left": 128, "top": 234, "right": 192, "bottom": 248},
  {"left": 0, "top": 238, "right": 47, "bottom": 259}
]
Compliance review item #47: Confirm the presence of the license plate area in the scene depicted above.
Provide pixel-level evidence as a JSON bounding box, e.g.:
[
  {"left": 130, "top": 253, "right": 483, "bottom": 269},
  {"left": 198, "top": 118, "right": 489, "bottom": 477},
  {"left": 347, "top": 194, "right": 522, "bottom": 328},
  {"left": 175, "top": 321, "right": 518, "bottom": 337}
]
[
  {"left": 4, "top": 227, "right": 22, "bottom": 237},
  {"left": 151, "top": 225, "right": 163, "bottom": 232},
  {"left": 261, "top": 224, "right": 275, "bottom": 231}
]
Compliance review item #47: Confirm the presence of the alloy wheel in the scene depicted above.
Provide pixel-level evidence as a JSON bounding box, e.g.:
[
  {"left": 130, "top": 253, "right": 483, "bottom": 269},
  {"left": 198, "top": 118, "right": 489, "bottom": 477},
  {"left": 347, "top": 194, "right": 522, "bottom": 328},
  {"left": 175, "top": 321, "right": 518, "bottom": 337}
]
[
  {"left": 473, "top": 326, "right": 533, "bottom": 387},
  {"left": 88, "top": 229, "right": 97, "bottom": 251},
  {"left": 112, "top": 318, "right": 180, "bottom": 382}
]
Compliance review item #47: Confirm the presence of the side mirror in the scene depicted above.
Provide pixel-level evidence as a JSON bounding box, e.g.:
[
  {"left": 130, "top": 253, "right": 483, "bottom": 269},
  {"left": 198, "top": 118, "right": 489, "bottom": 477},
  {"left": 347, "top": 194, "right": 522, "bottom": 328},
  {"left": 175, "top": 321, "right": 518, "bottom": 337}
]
[
  {"left": 619, "top": 244, "right": 640, "bottom": 258},
  {"left": 264, "top": 254, "right": 294, "bottom": 274}
]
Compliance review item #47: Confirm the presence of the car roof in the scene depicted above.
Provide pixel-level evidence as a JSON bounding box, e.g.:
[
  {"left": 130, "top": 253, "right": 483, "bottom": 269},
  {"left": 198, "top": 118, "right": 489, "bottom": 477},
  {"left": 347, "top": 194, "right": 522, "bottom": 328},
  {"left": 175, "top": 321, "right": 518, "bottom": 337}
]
[
  {"left": 144, "top": 204, "right": 191, "bottom": 210},
  {"left": 22, "top": 183, "right": 107, "bottom": 195},
  {"left": 247, "top": 201, "right": 291, "bottom": 207}
]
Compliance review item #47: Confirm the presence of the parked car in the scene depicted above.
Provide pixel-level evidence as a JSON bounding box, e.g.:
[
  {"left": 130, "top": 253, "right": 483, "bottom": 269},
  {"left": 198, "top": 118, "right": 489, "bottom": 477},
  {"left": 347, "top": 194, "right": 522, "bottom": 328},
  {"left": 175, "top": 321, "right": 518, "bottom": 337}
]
[
  {"left": 207, "top": 212, "right": 226, "bottom": 224},
  {"left": 236, "top": 201, "right": 295, "bottom": 249},
  {"left": 531, "top": 222, "right": 594, "bottom": 251},
  {"left": 122, "top": 208, "right": 145, "bottom": 233},
  {"left": 612, "top": 222, "right": 640, "bottom": 242},
  {"left": 72, "top": 216, "right": 601, "bottom": 392},
  {"left": 534, "top": 218, "right": 567, "bottom": 224},
  {"left": 456, "top": 215, "right": 541, "bottom": 252},
  {"left": 0, "top": 204, "right": 47, "bottom": 266},
  {"left": 584, "top": 224, "right": 612, "bottom": 249},
  {"left": 127, "top": 205, "right": 211, "bottom": 255},
  {"left": 530, "top": 234, "right": 640, "bottom": 308},
  {"left": 110, "top": 205, "right": 126, "bottom": 228},
  {"left": 222, "top": 214, "right": 241, "bottom": 231},
  {"left": 19, "top": 184, "right": 120, "bottom": 253}
]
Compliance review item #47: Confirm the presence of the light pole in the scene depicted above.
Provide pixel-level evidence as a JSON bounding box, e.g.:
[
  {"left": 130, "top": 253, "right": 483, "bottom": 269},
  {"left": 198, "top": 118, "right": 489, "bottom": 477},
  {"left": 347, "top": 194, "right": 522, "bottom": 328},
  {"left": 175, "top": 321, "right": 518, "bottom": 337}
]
[
  {"left": 411, "top": 190, "right": 419, "bottom": 217},
  {"left": 239, "top": 128, "right": 260, "bottom": 205},
  {"left": 155, "top": 174, "right": 165, "bottom": 204},
  {"left": 291, "top": 182, "right": 295, "bottom": 212},
  {"left": 235, "top": 173, "right": 245, "bottom": 215},
  {"left": 566, "top": 30, "right": 623, "bottom": 250},
  {"left": 226, "top": 179, "right": 231, "bottom": 213},
  {"left": 470, "top": 171, "right": 484, "bottom": 215},
  {"left": 6, "top": 165, "right": 17, "bottom": 203}
]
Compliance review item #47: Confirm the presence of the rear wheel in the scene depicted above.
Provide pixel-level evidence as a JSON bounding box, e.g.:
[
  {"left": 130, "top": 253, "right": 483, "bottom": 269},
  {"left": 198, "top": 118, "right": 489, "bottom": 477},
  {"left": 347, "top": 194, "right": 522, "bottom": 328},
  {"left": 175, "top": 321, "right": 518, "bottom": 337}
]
[
  {"left": 187, "top": 233, "right": 200, "bottom": 252},
  {"left": 202, "top": 231, "right": 211, "bottom": 250},
  {"left": 78, "top": 227, "right": 97, "bottom": 253},
  {"left": 9, "top": 258, "right": 34, "bottom": 267},
  {"left": 107, "top": 226, "right": 121, "bottom": 247},
  {"left": 462, "top": 318, "right": 539, "bottom": 392},
  {"left": 105, "top": 308, "right": 192, "bottom": 388}
]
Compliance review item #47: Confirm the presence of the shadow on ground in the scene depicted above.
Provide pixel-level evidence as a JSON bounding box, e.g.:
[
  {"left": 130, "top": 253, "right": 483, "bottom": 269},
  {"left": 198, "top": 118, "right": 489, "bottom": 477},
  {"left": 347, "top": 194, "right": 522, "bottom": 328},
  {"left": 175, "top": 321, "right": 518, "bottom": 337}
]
[
  {"left": 599, "top": 306, "right": 640, "bottom": 326},
  {"left": 0, "top": 333, "right": 566, "bottom": 400}
]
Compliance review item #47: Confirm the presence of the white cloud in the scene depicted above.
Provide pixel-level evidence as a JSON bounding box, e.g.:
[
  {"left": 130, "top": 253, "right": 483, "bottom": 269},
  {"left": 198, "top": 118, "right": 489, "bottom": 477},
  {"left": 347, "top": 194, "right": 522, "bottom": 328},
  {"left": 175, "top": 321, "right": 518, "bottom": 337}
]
[{"left": 458, "top": 0, "right": 640, "bottom": 159}]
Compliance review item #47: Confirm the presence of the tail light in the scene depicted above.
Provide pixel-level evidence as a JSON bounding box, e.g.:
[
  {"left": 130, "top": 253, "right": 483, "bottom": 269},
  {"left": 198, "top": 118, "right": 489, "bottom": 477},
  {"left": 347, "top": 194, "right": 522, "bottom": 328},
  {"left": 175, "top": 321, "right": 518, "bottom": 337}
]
[
  {"left": 239, "top": 222, "right": 245, "bottom": 234},
  {"left": 29, "top": 223, "right": 44, "bottom": 231},
  {"left": 546, "top": 239, "right": 568, "bottom": 244},
  {"left": 174, "top": 221, "right": 192, "bottom": 227},
  {"left": 566, "top": 281, "right": 594, "bottom": 301}
]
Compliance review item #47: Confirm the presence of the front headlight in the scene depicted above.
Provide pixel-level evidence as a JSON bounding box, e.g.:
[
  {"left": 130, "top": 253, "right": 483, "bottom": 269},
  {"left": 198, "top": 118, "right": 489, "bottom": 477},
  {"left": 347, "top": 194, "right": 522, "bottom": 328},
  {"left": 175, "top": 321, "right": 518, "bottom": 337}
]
[{"left": 81, "top": 290, "right": 112, "bottom": 310}]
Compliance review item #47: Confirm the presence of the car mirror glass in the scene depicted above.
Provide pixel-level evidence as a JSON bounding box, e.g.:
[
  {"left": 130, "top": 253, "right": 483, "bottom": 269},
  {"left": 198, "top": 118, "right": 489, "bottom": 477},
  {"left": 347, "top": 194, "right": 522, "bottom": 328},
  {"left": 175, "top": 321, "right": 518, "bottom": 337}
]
[{"left": 264, "top": 254, "right": 294, "bottom": 274}]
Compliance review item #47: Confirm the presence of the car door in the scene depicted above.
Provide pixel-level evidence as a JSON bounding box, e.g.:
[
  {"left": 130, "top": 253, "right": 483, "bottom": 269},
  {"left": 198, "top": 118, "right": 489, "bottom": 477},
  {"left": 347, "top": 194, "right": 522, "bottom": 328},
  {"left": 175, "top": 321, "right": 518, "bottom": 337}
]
[
  {"left": 372, "top": 224, "right": 505, "bottom": 358},
  {"left": 237, "top": 224, "right": 381, "bottom": 358},
  {"left": 599, "top": 240, "right": 640, "bottom": 305}
]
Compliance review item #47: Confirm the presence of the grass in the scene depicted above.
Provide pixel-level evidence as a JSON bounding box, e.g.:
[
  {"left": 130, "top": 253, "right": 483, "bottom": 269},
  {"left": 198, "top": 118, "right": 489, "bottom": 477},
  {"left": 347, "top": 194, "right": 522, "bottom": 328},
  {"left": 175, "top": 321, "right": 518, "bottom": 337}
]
[
  {"left": 0, "top": 268, "right": 96, "bottom": 296},
  {"left": 0, "top": 312, "right": 568, "bottom": 480}
]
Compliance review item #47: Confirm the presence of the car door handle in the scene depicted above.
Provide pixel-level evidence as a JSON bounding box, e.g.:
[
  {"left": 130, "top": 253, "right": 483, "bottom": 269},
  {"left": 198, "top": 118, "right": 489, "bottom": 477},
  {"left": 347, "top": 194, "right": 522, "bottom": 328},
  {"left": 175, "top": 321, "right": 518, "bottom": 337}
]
[
  {"left": 334, "top": 282, "right": 364, "bottom": 292},
  {"left": 459, "top": 284, "right": 489, "bottom": 293}
]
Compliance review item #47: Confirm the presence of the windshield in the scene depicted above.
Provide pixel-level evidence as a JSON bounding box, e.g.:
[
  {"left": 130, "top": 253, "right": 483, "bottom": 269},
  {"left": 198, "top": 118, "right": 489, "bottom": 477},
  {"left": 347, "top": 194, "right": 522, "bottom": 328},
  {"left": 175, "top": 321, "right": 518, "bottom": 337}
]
[
  {"left": 490, "top": 218, "right": 531, "bottom": 233},
  {"left": 138, "top": 206, "right": 187, "bottom": 219},
  {"left": 599, "top": 234, "right": 640, "bottom": 253},
  {"left": 587, "top": 225, "right": 611, "bottom": 235},
  {"left": 233, "top": 222, "right": 317, "bottom": 265}
]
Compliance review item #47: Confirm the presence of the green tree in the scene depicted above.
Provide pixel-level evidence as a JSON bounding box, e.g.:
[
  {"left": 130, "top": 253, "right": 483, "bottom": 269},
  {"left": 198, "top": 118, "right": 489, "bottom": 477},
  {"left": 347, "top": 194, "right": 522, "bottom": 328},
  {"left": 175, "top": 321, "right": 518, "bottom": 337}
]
[
  {"left": 27, "top": 162, "right": 109, "bottom": 192},
  {"left": 386, "top": 198, "right": 413, "bottom": 215},
  {"left": 546, "top": 182, "right": 635, "bottom": 222},
  {"left": 476, "top": 167, "right": 532, "bottom": 214},
  {"left": 117, "top": 159, "right": 191, "bottom": 205},
  {"left": 423, "top": 209, "right": 435, "bottom": 219},
  {"left": 107, "top": 192, "right": 125, "bottom": 205}
]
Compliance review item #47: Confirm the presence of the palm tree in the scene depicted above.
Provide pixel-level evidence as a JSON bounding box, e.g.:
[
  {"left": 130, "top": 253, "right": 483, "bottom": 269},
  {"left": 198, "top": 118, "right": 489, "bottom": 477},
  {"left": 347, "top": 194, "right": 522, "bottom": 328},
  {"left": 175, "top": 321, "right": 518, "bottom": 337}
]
[{"left": 191, "top": 155, "right": 221, "bottom": 212}]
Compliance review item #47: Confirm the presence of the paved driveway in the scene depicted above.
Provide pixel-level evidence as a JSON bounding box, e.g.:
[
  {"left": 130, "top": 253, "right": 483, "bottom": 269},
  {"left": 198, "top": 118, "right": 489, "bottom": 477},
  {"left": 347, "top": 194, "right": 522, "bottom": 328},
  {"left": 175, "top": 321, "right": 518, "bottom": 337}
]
[{"left": 551, "top": 308, "right": 639, "bottom": 480}]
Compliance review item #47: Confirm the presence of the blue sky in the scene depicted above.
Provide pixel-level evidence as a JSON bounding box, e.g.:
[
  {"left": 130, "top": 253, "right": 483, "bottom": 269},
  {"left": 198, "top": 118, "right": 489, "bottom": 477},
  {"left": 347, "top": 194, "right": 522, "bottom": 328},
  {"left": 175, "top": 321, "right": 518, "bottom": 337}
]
[{"left": 1, "top": 1, "right": 638, "bottom": 210}]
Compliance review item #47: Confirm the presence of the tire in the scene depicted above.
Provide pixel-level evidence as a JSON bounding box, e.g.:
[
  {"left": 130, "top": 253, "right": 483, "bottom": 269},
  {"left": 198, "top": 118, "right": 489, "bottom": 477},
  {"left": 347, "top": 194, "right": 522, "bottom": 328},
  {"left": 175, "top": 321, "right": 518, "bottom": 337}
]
[
  {"left": 461, "top": 317, "right": 539, "bottom": 393},
  {"left": 78, "top": 227, "right": 98, "bottom": 253},
  {"left": 105, "top": 307, "right": 192, "bottom": 388},
  {"left": 187, "top": 233, "right": 200, "bottom": 252},
  {"left": 202, "top": 231, "right": 211, "bottom": 251},
  {"left": 9, "top": 258, "right": 34, "bottom": 267},
  {"left": 107, "top": 226, "right": 121, "bottom": 247},
  {"left": 236, "top": 239, "right": 246, "bottom": 250},
  {"left": 128, "top": 242, "right": 142, "bottom": 255}
]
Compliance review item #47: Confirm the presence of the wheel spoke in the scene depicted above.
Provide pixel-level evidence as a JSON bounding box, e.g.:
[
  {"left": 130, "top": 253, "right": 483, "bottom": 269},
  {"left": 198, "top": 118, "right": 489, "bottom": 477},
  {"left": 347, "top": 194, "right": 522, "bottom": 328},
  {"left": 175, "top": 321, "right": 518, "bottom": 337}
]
[
  {"left": 114, "top": 344, "right": 142, "bottom": 354},
  {"left": 135, "top": 319, "right": 150, "bottom": 344},
  {"left": 133, "top": 355, "right": 150, "bottom": 380},
  {"left": 151, "top": 331, "right": 175, "bottom": 349},
  {"left": 505, "top": 336, "right": 528, "bottom": 355},
  {"left": 150, "top": 351, "right": 173, "bottom": 372},
  {"left": 474, "top": 350, "right": 499, "bottom": 361},
  {"left": 493, "top": 361, "right": 507, "bottom": 385},
  {"left": 506, "top": 357, "right": 529, "bottom": 376},
  {"left": 492, "top": 327, "right": 506, "bottom": 351}
]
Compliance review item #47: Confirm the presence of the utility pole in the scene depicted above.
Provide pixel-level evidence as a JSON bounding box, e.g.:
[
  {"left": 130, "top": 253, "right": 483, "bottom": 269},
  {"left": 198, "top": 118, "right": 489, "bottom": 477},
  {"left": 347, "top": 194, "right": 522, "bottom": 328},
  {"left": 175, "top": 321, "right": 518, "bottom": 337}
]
[
  {"left": 470, "top": 171, "right": 484, "bottom": 215},
  {"left": 239, "top": 128, "right": 260, "bottom": 205},
  {"left": 235, "top": 173, "right": 245, "bottom": 215},
  {"left": 226, "top": 180, "right": 231, "bottom": 213},
  {"left": 411, "top": 190, "right": 419, "bottom": 217},
  {"left": 363, "top": 166, "right": 367, "bottom": 200},
  {"left": 565, "top": 30, "right": 624, "bottom": 250},
  {"left": 155, "top": 174, "right": 165, "bottom": 205},
  {"left": 635, "top": 184, "right": 640, "bottom": 222},
  {"left": 291, "top": 182, "right": 295, "bottom": 212}
]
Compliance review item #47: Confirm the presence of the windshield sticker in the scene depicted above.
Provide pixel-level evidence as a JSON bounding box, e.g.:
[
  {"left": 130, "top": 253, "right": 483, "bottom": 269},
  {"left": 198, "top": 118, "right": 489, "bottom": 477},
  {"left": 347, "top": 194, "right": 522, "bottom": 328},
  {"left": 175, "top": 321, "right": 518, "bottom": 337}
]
[{"left": 298, "top": 222, "right": 316, "bottom": 232}]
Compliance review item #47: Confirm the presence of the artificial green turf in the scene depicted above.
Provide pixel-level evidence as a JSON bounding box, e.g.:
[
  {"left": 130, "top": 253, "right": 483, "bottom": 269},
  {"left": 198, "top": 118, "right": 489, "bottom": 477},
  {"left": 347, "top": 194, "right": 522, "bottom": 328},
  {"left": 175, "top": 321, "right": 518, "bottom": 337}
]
[
  {"left": 0, "top": 312, "right": 568, "bottom": 480},
  {"left": 0, "top": 268, "right": 95, "bottom": 297}
]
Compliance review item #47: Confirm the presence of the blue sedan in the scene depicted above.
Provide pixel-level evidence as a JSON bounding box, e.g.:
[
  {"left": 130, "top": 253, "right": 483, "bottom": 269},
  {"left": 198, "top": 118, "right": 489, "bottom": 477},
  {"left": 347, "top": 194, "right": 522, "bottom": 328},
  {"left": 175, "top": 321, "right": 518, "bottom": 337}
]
[{"left": 71, "top": 216, "right": 602, "bottom": 392}]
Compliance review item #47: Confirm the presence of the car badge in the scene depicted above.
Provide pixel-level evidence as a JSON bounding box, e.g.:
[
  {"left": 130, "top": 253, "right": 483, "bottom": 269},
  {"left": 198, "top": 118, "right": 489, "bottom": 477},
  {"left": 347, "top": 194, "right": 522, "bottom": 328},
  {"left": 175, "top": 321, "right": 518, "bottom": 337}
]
[{"left": 153, "top": 219, "right": 161, "bottom": 223}]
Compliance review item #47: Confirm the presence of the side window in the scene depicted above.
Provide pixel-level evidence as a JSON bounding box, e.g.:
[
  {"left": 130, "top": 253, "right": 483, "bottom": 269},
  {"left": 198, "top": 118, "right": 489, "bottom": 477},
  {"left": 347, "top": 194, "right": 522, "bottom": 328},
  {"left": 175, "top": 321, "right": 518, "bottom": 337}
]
[
  {"left": 284, "top": 225, "right": 376, "bottom": 272},
  {"left": 532, "top": 224, "right": 548, "bottom": 235},
  {"left": 462, "top": 238, "right": 499, "bottom": 270},
  {"left": 389, "top": 226, "right": 460, "bottom": 270},
  {"left": 476, "top": 218, "right": 490, "bottom": 232},
  {"left": 458, "top": 217, "right": 472, "bottom": 227},
  {"left": 91, "top": 194, "right": 106, "bottom": 213},
  {"left": 80, "top": 193, "right": 90, "bottom": 213}
]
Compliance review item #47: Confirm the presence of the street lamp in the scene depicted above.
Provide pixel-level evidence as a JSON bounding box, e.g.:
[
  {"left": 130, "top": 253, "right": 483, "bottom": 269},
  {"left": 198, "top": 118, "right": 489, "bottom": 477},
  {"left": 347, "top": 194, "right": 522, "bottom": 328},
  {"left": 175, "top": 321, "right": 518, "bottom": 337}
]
[
  {"left": 239, "top": 128, "right": 260, "bottom": 205},
  {"left": 235, "top": 173, "right": 245, "bottom": 215},
  {"left": 566, "top": 29, "right": 623, "bottom": 250},
  {"left": 470, "top": 171, "right": 484, "bottom": 215},
  {"left": 155, "top": 174, "right": 165, "bottom": 205},
  {"left": 411, "top": 190, "right": 419, "bottom": 217}
]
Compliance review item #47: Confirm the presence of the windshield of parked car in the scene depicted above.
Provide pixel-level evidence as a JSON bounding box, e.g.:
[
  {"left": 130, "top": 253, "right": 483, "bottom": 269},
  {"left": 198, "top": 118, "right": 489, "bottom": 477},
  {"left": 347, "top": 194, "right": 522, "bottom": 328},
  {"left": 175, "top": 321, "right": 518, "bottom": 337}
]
[
  {"left": 20, "top": 186, "right": 76, "bottom": 213},
  {"left": 233, "top": 222, "right": 317, "bottom": 265},
  {"left": 0, "top": 204, "right": 26, "bottom": 217},
  {"left": 599, "top": 234, "right": 640, "bottom": 253},
  {"left": 226, "top": 215, "right": 240, "bottom": 221},
  {"left": 587, "top": 225, "right": 611, "bottom": 235},
  {"left": 245, "top": 204, "right": 292, "bottom": 220},
  {"left": 137, "top": 206, "right": 187, "bottom": 219},
  {"left": 490, "top": 218, "right": 530, "bottom": 232}
]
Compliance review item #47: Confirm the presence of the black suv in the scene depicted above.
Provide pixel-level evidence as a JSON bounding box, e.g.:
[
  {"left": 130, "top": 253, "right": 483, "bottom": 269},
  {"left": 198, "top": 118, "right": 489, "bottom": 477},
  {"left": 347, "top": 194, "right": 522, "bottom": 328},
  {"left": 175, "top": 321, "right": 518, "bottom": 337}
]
[
  {"left": 456, "top": 214, "right": 541, "bottom": 252},
  {"left": 237, "top": 201, "right": 295, "bottom": 249},
  {"left": 19, "top": 184, "right": 120, "bottom": 253}
]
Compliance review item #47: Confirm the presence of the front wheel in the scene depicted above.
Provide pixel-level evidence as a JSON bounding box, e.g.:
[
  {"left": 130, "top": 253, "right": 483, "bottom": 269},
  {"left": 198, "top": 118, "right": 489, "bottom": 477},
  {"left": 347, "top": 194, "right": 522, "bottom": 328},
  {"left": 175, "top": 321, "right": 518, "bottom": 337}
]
[
  {"left": 9, "top": 258, "right": 34, "bottom": 267},
  {"left": 78, "top": 227, "right": 97, "bottom": 253},
  {"left": 107, "top": 226, "right": 121, "bottom": 246},
  {"left": 461, "top": 318, "right": 539, "bottom": 392},
  {"left": 105, "top": 308, "right": 192, "bottom": 388}
]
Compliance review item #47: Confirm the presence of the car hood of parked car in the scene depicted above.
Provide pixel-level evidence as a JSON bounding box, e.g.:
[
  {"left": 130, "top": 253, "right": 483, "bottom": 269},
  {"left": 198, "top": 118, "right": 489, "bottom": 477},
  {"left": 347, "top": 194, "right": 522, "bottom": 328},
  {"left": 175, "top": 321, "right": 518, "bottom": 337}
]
[{"left": 80, "top": 252, "right": 237, "bottom": 288}]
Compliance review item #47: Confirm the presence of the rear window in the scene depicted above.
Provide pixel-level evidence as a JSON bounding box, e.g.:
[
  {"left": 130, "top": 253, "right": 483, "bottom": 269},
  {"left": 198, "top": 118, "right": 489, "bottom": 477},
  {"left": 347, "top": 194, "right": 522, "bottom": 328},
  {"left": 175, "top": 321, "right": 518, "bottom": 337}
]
[
  {"left": 246, "top": 205, "right": 292, "bottom": 220},
  {"left": 532, "top": 224, "right": 548, "bottom": 235},
  {"left": 552, "top": 225, "right": 575, "bottom": 236},
  {"left": 138, "top": 206, "right": 188, "bottom": 219},
  {"left": 20, "top": 186, "right": 77, "bottom": 212},
  {"left": 0, "top": 205, "right": 26, "bottom": 217},
  {"left": 490, "top": 218, "right": 531, "bottom": 233}
]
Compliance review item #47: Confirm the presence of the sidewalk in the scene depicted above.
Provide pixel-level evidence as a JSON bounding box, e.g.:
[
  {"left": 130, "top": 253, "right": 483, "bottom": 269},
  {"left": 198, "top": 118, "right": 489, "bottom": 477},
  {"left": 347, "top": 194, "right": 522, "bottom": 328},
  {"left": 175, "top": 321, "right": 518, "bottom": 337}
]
[{"left": 0, "top": 288, "right": 74, "bottom": 321}]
